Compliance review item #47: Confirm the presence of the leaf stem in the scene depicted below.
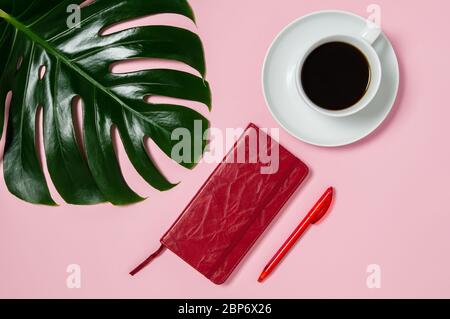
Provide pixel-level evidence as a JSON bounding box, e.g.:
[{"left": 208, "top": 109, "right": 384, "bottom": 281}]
[{"left": 0, "top": 9, "right": 8, "bottom": 19}]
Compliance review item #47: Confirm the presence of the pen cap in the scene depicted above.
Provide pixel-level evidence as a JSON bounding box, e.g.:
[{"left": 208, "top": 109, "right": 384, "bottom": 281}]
[{"left": 309, "top": 187, "right": 333, "bottom": 224}]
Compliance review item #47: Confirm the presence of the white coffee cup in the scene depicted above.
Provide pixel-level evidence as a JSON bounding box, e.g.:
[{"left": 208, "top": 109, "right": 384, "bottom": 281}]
[{"left": 295, "top": 23, "right": 382, "bottom": 117}]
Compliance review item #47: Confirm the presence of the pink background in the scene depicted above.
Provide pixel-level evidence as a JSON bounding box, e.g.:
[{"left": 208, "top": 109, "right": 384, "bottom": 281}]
[{"left": 1, "top": 0, "right": 450, "bottom": 298}]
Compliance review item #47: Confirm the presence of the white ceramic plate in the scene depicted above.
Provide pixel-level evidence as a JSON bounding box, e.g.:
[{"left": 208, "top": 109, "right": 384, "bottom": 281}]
[{"left": 262, "top": 10, "right": 400, "bottom": 147}]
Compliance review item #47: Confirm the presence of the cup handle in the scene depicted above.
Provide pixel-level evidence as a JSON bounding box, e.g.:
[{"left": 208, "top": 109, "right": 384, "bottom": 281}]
[{"left": 361, "top": 21, "right": 381, "bottom": 45}]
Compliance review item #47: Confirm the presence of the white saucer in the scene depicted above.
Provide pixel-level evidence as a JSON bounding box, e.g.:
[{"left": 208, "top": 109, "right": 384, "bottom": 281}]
[{"left": 262, "top": 10, "right": 400, "bottom": 147}]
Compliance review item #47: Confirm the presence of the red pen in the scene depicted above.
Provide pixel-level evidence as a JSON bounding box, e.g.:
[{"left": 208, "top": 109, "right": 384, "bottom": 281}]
[{"left": 258, "top": 187, "right": 334, "bottom": 282}]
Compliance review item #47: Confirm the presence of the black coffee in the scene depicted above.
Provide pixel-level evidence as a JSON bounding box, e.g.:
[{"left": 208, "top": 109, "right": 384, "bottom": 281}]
[{"left": 301, "top": 41, "right": 370, "bottom": 111}]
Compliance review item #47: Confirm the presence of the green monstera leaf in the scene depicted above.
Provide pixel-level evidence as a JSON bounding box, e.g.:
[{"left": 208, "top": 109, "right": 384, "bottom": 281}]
[{"left": 0, "top": 0, "right": 211, "bottom": 206}]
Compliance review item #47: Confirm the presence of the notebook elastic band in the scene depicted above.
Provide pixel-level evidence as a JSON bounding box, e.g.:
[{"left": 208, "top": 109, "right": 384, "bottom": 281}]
[{"left": 129, "top": 244, "right": 166, "bottom": 276}]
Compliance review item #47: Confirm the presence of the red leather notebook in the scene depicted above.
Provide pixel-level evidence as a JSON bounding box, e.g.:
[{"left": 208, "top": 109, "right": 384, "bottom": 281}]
[{"left": 130, "top": 123, "right": 309, "bottom": 284}]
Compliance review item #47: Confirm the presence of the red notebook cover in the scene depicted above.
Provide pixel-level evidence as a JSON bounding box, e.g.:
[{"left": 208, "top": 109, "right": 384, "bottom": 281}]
[{"left": 131, "top": 123, "right": 309, "bottom": 284}]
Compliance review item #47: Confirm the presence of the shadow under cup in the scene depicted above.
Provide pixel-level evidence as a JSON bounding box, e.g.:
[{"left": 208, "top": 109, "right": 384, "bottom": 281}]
[{"left": 297, "top": 35, "right": 382, "bottom": 117}]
